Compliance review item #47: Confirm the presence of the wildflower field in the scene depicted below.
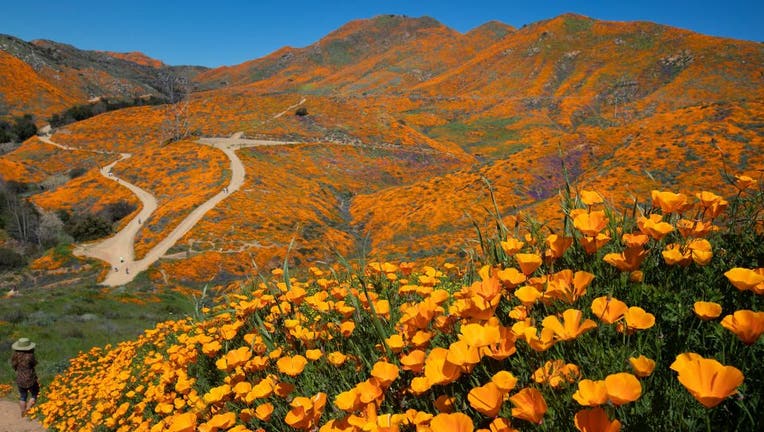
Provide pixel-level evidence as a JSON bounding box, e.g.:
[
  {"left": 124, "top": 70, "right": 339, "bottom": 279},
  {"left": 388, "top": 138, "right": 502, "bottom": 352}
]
[{"left": 33, "top": 179, "right": 763, "bottom": 431}]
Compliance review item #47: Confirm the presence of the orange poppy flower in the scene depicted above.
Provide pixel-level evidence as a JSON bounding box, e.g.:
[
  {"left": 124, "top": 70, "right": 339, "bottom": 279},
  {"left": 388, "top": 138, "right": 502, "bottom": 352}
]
[
  {"left": 203, "top": 384, "right": 232, "bottom": 405},
  {"left": 622, "top": 233, "right": 650, "bottom": 248},
  {"left": 167, "top": 412, "right": 197, "bottom": 432},
  {"left": 545, "top": 234, "right": 573, "bottom": 259},
  {"left": 356, "top": 379, "right": 384, "bottom": 404},
  {"left": 305, "top": 349, "right": 323, "bottom": 361},
  {"left": 460, "top": 322, "right": 501, "bottom": 348},
  {"left": 500, "top": 237, "right": 525, "bottom": 256},
  {"left": 515, "top": 284, "right": 542, "bottom": 306},
  {"left": 591, "top": 296, "right": 628, "bottom": 324},
  {"left": 468, "top": 382, "right": 504, "bottom": 417},
  {"left": 411, "top": 330, "right": 433, "bottom": 348},
  {"left": 541, "top": 309, "right": 597, "bottom": 341},
  {"left": 447, "top": 340, "right": 481, "bottom": 368},
  {"left": 579, "top": 190, "right": 604, "bottom": 206},
  {"left": 255, "top": 403, "right": 274, "bottom": 421},
  {"left": 688, "top": 239, "right": 713, "bottom": 265},
  {"left": 496, "top": 267, "right": 526, "bottom": 288},
  {"left": 574, "top": 407, "right": 621, "bottom": 432},
  {"left": 676, "top": 219, "right": 716, "bottom": 238},
  {"left": 429, "top": 412, "right": 474, "bottom": 432},
  {"left": 573, "top": 379, "right": 608, "bottom": 406},
  {"left": 544, "top": 270, "right": 595, "bottom": 303},
  {"left": 623, "top": 307, "right": 655, "bottom": 331},
  {"left": 693, "top": 301, "right": 722, "bottom": 320},
  {"left": 720, "top": 310, "right": 764, "bottom": 345},
  {"left": 515, "top": 253, "right": 543, "bottom": 275},
  {"left": 327, "top": 351, "right": 348, "bottom": 367},
  {"left": 371, "top": 361, "right": 400, "bottom": 387},
  {"left": 629, "top": 355, "right": 656, "bottom": 378},
  {"left": 580, "top": 233, "right": 611, "bottom": 254},
  {"left": 409, "top": 376, "right": 431, "bottom": 395},
  {"left": 509, "top": 387, "right": 547, "bottom": 424},
  {"left": 486, "top": 417, "right": 517, "bottom": 432},
  {"left": 695, "top": 191, "right": 728, "bottom": 218},
  {"left": 434, "top": 395, "right": 456, "bottom": 413},
  {"left": 662, "top": 244, "right": 693, "bottom": 267},
  {"left": 670, "top": 354, "right": 744, "bottom": 408},
  {"left": 424, "top": 347, "right": 461, "bottom": 385},
  {"left": 603, "top": 247, "right": 647, "bottom": 272},
  {"left": 604, "top": 373, "right": 642, "bottom": 405},
  {"left": 400, "top": 349, "right": 426, "bottom": 373},
  {"left": 522, "top": 327, "right": 556, "bottom": 352},
  {"left": 335, "top": 388, "right": 362, "bottom": 412},
  {"left": 574, "top": 211, "right": 609, "bottom": 237},
  {"left": 724, "top": 268, "right": 764, "bottom": 292},
  {"left": 202, "top": 412, "right": 236, "bottom": 430},
  {"left": 284, "top": 392, "right": 327, "bottom": 430},
  {"left": 651, "top": 190, "right": 692, "bottom": 214},
  {"left": 734, "top": 174, "right": 757, "bottom": 191},
  {"left": 482, "top": 325, "right": 517, "bottom": 361},
  {"left": 532, "top": 360, "right": 580, "bottom": 388},
  {"left": 637, "top": 214, "right": 674, "bottom": 240},
  {"left": 492, "top": 370, "right": 518, "bottom": 393},
  {"left": 277, "top": 355, "right": 308, "bottom": 376}
]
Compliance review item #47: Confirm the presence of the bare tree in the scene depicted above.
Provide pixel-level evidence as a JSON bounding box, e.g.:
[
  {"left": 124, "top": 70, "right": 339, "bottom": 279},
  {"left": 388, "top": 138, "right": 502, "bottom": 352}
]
[{"left": 159, "top": 71, "right": 193, "bottom": 144}]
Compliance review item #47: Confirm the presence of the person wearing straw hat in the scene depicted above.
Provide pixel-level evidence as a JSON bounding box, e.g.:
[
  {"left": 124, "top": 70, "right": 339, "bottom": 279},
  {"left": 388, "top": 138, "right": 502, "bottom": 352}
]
[{"left": 11, "top": 337, "right": 39, "bottom": 417}]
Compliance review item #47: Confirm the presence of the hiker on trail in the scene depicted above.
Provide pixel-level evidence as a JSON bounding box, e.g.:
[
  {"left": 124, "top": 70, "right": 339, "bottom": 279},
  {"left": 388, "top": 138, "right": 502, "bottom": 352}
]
[
  {"left": 11, "top": 338, "right": 39, "bottom": 417},
  {"left": 125, "top": 268, "right": 129, "bottom": 275},
  {"left": 120, "top": 256, "right": 124, "bottom": 263}
]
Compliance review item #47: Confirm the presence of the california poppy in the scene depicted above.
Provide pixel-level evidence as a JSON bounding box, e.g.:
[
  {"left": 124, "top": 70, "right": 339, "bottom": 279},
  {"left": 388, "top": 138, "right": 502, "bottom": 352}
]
[
  {"left": 509, "top": 387, "right": 547, "bottom": 424},
  {"left": 515, "top": 253, "right": 543, "bottom": 275},
  {"left": 604, "top": 373, "right": 642, "bottom": 405},
  {"left": 623, "top": 307, "right": 655, "bottom": 331},
  {"left": 693, "top": 301, "right": 722, "bottom": 320},
  {"left": 591, "top": 296, "right": 628, "bottom": 324},
  {"left": 670, "top": 354, "right": 744, "bottom": 408},
  {"left": 574, "top": 210, "right": 609, "bottom": 237},
  {"left": 579, "top": 190, "right": 604, "bottom": 206},
  {"left": 574, "top": 407, "right": 621, "bottom": 432},
  {"left": 371, "top": 361, "right": 400, "bottom": 387},
  {"left": 468, "top": 382, "right": 504, "bottom": 417},
  {"left": 724, "top": 268, "right": 764, "bottom": 292},
  {"left": 429, "top": 412, "right": 474, "bottom": 432},
  {"left": 572, "top": 379, "right": 608, "bottom": 406},
  {"left": 541, "top": 309, "right": 597, "bottom": 341},
  {"left": 629, "top": 355, "right": 656, "bottom": 378},
  {"left": 720, "top": 310, "right": 764, "bottom": 345},
  {"left": 276, "top": 354, "right": 308, "bottom": 376},
  {"left": 651, "top": 190, "right": 691, "bottom": 214}
]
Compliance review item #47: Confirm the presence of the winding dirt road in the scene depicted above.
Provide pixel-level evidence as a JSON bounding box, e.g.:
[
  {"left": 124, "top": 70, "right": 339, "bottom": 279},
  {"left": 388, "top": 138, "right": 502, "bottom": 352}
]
[{"left": 39, "top": 132, "right": 297, "bottom": 286}]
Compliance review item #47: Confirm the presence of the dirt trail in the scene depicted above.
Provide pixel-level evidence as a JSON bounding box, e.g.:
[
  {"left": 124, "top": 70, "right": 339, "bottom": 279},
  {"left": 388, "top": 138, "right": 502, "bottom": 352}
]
[
  {"left": 39, "top": 132, "right": 298, "bottom": 286},
  {"left": 272, "top": 97, "right": 306, "bottom": 119},
  {"left": 0, "top": 400, "right": 45, "bottom": 432}
]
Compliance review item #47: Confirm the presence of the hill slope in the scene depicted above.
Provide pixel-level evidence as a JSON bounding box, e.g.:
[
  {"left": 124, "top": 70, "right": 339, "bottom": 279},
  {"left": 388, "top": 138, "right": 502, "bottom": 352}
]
[{"left": 0, "top": 14, "right": 762, "bottom": 289}]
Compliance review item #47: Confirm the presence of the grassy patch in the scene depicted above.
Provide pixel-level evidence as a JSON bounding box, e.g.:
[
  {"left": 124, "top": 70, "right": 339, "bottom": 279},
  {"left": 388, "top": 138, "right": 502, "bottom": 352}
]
[{"left": 0, "top": 282, "right": 193, "bottom": 387}]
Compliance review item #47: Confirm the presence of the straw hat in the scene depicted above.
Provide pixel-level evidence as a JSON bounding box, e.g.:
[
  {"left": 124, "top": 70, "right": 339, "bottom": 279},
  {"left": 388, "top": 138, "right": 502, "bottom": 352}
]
[{"left": 12, "top": 337, "right": 36, "bottom": 351}]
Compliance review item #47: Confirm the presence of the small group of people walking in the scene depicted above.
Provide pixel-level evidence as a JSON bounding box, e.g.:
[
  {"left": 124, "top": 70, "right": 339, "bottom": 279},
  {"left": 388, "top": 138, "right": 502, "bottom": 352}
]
[{"left": 11, "top": 337, "right": 39, "bottom": 417}]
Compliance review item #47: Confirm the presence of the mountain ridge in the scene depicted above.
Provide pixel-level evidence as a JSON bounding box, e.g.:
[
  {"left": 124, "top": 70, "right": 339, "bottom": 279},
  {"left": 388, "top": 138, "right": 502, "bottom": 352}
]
[{"left": 0, "top": 13, "right": 761, "bottom": 288}]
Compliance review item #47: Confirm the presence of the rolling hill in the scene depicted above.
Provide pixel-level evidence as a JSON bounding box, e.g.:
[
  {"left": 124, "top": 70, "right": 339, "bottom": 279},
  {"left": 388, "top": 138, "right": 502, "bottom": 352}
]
[{"left": 0, "top": 13, "right": 762, "bottom": 289}]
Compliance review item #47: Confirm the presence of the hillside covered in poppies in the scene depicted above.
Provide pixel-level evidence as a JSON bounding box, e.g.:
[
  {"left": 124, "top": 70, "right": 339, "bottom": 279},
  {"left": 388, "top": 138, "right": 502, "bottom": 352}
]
[{"left": 0, "top": 11, "right": 763, "bottom": 432}]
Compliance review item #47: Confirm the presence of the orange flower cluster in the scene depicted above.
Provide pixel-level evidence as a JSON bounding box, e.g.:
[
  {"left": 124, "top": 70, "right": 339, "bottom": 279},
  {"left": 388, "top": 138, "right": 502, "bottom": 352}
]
[{"left": 31, "top": 185, "right": 761, "bottom": 431}]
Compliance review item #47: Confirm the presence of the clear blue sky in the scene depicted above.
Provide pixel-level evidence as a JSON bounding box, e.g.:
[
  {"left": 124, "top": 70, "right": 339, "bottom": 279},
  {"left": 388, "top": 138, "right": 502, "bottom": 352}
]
[{"left": 1, "top": 0, "right": 761, "bottom": 67}]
